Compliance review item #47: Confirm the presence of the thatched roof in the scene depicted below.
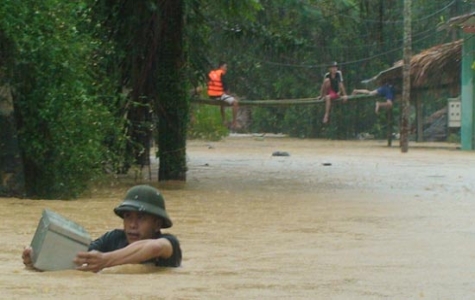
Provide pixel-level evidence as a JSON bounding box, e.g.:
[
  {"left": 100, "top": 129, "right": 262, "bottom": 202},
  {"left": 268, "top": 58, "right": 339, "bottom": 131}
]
[
  {"left": 440, "top": 11, "right": 475, "bottom": 33},
  {"left": 368, "top": 39, "right": 462, "bottom": 88}
]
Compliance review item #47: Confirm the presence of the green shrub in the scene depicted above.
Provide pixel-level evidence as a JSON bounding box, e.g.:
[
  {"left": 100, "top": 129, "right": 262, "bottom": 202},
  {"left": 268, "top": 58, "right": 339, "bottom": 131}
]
[
  {"left": 188, "top": 105, "right": 229, "bottom": 141},
  {"left": 1, "top": 0, "right": 124, "bottom": 198}
]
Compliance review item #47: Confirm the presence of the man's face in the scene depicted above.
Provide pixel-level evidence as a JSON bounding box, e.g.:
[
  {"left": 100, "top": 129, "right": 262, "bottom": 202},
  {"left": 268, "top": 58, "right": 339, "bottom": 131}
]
[
  {"left": 122, "top": 211, "right": 162, "bottom": 244},
  {"left": 329, "top": 66, "right": 337, "bottom": 74},
  {"left": 220, "top": 64, "right": 228, "bottom": 72}
]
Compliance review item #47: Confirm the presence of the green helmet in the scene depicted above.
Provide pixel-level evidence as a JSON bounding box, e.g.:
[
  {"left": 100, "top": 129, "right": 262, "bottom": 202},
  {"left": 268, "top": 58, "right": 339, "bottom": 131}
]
[{"left": 114, "top": 185, "right": 173, "bottom": 228}]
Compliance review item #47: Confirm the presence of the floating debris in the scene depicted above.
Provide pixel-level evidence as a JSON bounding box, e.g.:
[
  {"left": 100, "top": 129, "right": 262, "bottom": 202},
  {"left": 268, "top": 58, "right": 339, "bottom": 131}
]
[{"left": 272, "top": 151, "right": 290, "bottom": 157}]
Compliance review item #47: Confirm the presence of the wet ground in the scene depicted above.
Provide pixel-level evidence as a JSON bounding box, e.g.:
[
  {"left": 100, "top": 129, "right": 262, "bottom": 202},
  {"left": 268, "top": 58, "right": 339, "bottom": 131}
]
[{"left": 1, "top": 136, "right": 475, "bottom": 299}]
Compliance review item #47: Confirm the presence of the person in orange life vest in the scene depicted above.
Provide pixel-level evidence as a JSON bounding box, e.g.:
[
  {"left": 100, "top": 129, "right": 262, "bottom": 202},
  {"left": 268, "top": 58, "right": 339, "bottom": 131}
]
[
  {"left": 319, "top": 61, "right": 348, "bottom": 124},
  {"left": 207, "top": 61, "right": 239, "bottom": 129}
]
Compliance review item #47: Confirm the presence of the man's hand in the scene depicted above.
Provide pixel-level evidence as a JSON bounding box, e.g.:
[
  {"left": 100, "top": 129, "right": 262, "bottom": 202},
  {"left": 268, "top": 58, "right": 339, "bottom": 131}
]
[
  {"left": 74, "top": 250, "right": 109, "bottom": 273},
  {"left": 21, "top": 246, "right": 36, "bottom": 269},
  {"left": 342, "top": 95, "right": 348, "bottom": 103}
]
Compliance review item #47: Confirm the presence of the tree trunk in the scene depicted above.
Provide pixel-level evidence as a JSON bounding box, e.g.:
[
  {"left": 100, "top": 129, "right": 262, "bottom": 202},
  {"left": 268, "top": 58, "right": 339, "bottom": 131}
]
[
  {"left": 400, "top": 0, "right": 411, "bottom": 153},
  {"left": 155, "top": 0, "right": 188, "bottom": 181},
  {"left": 0, "top": 83, "right": 25, "bottom": 197}
]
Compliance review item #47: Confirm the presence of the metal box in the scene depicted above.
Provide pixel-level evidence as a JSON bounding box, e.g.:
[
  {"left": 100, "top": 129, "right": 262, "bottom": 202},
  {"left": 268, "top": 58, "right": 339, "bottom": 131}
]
[
  {"left": 448, "top": 97, "right": 461, "bottom": 128},
  {"left": 30, "top": 209, "right": 91, "bottom": 271}
]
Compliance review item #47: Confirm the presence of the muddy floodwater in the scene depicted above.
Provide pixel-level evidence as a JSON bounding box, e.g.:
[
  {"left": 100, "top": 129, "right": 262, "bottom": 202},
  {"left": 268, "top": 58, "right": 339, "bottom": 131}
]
[{"left": 2, "top": 136, "right": 475, "bottom": 299}]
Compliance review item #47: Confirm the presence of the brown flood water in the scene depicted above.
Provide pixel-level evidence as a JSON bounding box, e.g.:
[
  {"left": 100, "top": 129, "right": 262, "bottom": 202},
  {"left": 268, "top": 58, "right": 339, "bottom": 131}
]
[{"left": 2, "top": 136, "right": 475, "bottom": 299}]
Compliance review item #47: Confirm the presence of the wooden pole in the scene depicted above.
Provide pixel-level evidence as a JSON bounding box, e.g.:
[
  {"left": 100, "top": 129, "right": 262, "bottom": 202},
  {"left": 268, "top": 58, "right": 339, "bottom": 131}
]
[
  {"left": 387, "top": 109, "right": 393, "bottom": 147},
  {"left": 416, "top": 93, "right": 423, "bottom": 142},
  {"left": 400, "top": 0, "right": 411, "bottom": 153}
]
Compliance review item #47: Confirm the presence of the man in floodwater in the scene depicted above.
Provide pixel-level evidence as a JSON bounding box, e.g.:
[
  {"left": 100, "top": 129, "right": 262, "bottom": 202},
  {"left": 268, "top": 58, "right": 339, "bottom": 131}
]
[{"left": 22, "top": 185, "right": 182, "bottom": 272}]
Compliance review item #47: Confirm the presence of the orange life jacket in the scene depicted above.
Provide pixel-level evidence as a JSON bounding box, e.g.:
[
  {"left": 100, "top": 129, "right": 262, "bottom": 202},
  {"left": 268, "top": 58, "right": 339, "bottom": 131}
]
[{"left": 207, "top": 69, "right": 225, "bottom": 97}]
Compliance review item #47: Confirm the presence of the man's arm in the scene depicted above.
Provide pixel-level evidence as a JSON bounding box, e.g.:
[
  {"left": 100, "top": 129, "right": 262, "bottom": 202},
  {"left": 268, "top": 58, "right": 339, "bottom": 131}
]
[
  {"left": 336, "top": 71, "right": 347, "bottom": 98},
  {"left": 339, "top": 82, "right": 348, "bottom": 102},
  {"left": 339, "top": 82, "right": 347, "bottom": 96},
  {"left": 221, "top": 73, "right": 229, "bottom": 93},
  {"left": 319, "top": 79, "right": 325, "bottom": 98},
  {"left": 75, "top": 238, "right": 173, "bottom": 273},
  {"left": 21, "top": 246, "right": 39, "bottom": 270},
  {"left": 319, "top": 74, "right": 330, "bottom": 98}
]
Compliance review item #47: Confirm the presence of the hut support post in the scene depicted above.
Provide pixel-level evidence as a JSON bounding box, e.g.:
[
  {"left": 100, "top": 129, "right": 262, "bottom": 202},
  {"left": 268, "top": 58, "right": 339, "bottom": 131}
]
[
  {"left": 386, "top": 109, "right": 393, "bottom": 147},
  {"left": 461, "top": 33, "right": 475, "bottom": 150},
  {"left": 416, "top": 94, "right": 423, "bottom": 142}
]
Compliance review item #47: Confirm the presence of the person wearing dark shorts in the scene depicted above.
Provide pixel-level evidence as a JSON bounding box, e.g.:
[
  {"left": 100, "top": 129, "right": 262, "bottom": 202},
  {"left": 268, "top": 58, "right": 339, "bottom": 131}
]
[{"left": 352, "top": 83, "right": 395, "bottom": 114}]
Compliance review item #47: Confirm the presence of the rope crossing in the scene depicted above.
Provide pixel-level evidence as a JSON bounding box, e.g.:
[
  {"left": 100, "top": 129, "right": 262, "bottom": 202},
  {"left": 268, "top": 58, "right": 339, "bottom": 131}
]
[
  {"left": 192, "top": 93, "right": 378, "bottom": 107},
  {"left": 192, "top": 92, "right": 394, "bottom": 146}
]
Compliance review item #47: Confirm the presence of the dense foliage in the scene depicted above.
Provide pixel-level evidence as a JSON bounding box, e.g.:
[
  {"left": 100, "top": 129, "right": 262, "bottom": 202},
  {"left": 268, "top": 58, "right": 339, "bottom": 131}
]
[{"left": 0, "top": 0, "right": 124, "bottom": 198}]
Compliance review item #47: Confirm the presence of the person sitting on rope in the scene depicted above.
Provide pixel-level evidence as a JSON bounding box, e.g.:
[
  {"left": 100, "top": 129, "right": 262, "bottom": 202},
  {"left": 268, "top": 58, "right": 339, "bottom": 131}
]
[
  {"left": 319, "top": 61, "right": 348, "bottom": 124},
  {"left": 207, "top": 61, "right": 239, "bottom": 129},
  {"left": 352, "top": 81, "right": 395, "bottom": 114}
]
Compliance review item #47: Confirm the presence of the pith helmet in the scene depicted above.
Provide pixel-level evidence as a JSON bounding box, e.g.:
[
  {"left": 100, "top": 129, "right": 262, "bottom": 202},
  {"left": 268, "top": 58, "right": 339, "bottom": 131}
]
[
  {"left": 327, "top": 61, "right": 338, "bottom": 68},
  {"left": 114, "top": 185, "right": 173, "bottom": 228}
]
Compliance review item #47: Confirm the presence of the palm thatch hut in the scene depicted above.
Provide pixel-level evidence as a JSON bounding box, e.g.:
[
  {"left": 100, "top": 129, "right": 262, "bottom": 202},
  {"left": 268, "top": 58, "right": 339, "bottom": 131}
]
[
  {"left": 370, "top": 39, "right": 462, "bottom": 93},
  {"left": 366, "top": 39, "right": 463, "bottom": 142},
  {"left": 440, "top": 11, "right": 475, "bottom": 34}
]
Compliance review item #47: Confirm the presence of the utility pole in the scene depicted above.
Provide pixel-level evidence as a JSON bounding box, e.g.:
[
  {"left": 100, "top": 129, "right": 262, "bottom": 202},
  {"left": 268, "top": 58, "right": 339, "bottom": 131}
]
[{"left": 400, "top": 0, "right": 411, "bottom": 153}]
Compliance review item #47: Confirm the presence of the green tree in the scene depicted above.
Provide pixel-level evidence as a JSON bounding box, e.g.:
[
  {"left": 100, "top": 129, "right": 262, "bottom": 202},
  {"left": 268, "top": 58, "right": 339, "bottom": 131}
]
[
  {"left": 155, "top": 0, "right": 188, "bottom": 181},
  {"left": 0, "top": 0, "right": 123, "bottom": 198}
]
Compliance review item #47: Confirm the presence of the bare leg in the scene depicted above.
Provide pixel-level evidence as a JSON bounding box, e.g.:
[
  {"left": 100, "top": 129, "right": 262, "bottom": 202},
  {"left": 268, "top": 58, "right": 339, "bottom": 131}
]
[
  {"left": 375, "top": 102, "right": 380, "bottom": 114},
  {"left": 220, "top": 105, "right": 226, "bottom": 125},
  {"left": 352, "top": 89, "right": 371, "bottom": 95},
  {"left": 231, "top": 101, "right": 239, "bottom": 129},
  {"left": 323, "top": 95, "right": 331, "bottom": 123},
  {"left": 376, "top": 100, "right": 393, "bottom": 114},
  {"left": 321, "top": 79, "right": 332, "bottom": 123}
]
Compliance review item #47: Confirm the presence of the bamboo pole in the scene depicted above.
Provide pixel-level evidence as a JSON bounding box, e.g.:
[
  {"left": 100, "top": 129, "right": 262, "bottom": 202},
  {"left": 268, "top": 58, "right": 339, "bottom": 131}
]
[{"left": 192, "top": 93, "right": 377, "bottom": 107}]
